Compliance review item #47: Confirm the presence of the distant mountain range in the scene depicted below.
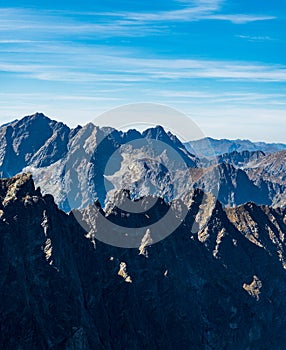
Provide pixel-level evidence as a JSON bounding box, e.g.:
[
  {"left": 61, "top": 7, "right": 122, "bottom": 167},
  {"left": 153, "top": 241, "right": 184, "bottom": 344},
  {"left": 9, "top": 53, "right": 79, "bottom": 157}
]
[
  {"left": 185, "top": 137, "right": 286, "bottom": 158},
  {"left": 0, "top": 113, "right": 285, "bottom": 210}
]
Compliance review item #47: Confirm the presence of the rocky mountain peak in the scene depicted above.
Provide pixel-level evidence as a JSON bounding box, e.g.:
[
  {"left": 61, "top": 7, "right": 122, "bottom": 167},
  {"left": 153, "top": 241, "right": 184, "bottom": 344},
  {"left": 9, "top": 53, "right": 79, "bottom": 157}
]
[
  {"left": 143, "top": 124, "right": 165, "bottom": 136},
  {"left": 0, "top": 173, "right": 39, "bottom": 206},
  {"left": 23, "top": 111, "right": 49, "bottom": 121},
  {"left": 0, "top": 113, "right": 72, "bottom": 177}
]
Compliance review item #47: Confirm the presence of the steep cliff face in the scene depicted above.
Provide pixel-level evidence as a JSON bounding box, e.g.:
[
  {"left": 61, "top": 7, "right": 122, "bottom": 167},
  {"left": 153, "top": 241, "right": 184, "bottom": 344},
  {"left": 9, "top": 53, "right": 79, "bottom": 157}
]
[
  {"left": 0, "top": 174, "right": 102, "bottom": 349},
  {"left": 190, "top": 162, "right": 273, "bottom": 207},
  {"left": 1, "top": 174, "right": 286, "bottom": 349}
]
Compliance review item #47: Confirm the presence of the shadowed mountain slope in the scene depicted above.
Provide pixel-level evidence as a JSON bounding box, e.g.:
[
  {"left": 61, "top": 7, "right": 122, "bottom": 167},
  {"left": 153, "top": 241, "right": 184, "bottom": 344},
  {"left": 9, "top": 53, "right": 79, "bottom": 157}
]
[{"left": 1, "top": 174, "right": 286, "bottom": 349}]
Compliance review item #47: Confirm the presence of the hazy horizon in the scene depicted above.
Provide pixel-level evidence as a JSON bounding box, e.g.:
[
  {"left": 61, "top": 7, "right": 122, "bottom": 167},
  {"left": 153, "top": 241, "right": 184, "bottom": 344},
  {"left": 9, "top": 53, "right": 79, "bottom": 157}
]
[{"left": 1, "top": 110, "right": 286, "bottom": 145}]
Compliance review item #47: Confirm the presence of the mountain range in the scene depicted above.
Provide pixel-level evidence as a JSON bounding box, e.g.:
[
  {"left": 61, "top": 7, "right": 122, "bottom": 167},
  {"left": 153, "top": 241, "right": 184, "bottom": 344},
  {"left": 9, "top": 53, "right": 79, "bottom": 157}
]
[
  {"left": 0, "top": 113, "right": 285, "bottom": 211},
  {"left": 1, "top": 113, "right": 286, "bottom": 349},
  {"left": 185, "top": 137, "right": 286, "bottom": 158}
]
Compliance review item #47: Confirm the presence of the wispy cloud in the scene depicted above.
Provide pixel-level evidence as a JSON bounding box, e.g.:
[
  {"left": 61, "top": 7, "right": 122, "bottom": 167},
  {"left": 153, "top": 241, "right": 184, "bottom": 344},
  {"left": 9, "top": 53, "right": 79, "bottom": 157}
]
[
  {"left": 0, "top": 8, "right": 166, "bottom": 38},
  {"left": 204, "top": 14, "right": 275, "bottom": 24},
  {"left": 236, "top": 35, "right": 274, "bottom": 42},
  {"left": 85, "top": 7, "right": 275, "bottom": 24},
  {"left": 0, "top": 62, "right": 150, "bottom": 83},
  {"left": 156, "top": 90, "right": 286, "bottom": 105},
  {"left": 0, "top": 39, "right": 36, "bottom": 43},
  {"left": 0, "top": 92, "right": 121, "bottom": 102},
  {"left": 1, "top": 44, "right": 286, "bottom": 83},
  {"left": 119, "top": 11, "right": 275, "bottom": 24},
  {"left": 77, "top": 0, "right": 275, "bottom": 24},
  {"left": 0, "top": 2, "right": 276, "bottom": 44}
]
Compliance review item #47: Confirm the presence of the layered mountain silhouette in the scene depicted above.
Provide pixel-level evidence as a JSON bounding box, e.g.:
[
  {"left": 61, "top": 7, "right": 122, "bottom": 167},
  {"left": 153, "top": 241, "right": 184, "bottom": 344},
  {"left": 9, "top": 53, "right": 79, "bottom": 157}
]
[
  {"left": 1, "top": 173, "right": 286, "bottom": 349},
  {"left": 0, "top": 113, "right": 285, "bottom": 211},
  {"left": 185, "top": 137, "right": 286, "bottom": 157},
  {"left": 1, "top": 113, "right": 286, "bottom": 349}
]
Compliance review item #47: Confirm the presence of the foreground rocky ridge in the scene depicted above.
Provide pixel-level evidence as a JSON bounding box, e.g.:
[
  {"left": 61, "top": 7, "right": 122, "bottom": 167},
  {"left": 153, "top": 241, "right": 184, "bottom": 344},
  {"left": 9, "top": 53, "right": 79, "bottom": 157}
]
[{"left": 1, "top": 174, "right": 286, "bottom": 349}]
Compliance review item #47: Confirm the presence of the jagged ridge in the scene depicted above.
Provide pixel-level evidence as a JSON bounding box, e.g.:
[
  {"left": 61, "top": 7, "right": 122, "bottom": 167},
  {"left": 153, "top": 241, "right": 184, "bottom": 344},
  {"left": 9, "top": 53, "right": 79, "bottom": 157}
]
[{"left": 1, "top": 174, "right": 286, "bottom": 349}]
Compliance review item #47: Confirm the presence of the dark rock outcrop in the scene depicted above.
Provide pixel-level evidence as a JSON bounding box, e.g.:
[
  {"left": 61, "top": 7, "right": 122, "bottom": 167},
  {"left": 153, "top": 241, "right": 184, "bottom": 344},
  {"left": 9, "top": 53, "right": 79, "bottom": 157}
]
[{"left": 1, "top": 174, "right": 286, "bottom": 349}]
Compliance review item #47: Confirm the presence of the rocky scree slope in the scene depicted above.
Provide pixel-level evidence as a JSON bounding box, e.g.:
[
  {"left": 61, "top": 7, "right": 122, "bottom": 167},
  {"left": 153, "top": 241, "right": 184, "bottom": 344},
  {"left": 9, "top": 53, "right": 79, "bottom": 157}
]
[{"left": 1, "top": 174, "right": 286, "bottom": 349}]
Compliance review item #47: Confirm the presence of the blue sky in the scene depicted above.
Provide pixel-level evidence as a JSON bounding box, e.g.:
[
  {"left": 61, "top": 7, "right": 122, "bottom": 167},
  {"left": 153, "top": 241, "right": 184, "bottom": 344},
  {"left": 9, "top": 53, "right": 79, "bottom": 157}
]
[{"left": 0, "top": 0, "right": 285, "bottom": 141}]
